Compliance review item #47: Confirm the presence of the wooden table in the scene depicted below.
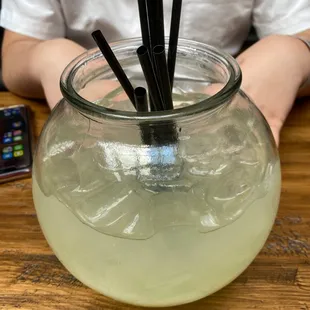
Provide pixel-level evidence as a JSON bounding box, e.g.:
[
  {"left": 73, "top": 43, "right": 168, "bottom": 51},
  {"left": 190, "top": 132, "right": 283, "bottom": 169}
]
[{"left": 0, "top": 92, "right": 309, "bottom": 310}]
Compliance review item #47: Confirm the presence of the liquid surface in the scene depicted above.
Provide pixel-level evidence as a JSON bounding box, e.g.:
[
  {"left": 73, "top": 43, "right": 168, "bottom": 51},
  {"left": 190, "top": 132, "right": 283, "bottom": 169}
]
[{"left": 33, "top": 162, "right": 280, "bottom": 307}]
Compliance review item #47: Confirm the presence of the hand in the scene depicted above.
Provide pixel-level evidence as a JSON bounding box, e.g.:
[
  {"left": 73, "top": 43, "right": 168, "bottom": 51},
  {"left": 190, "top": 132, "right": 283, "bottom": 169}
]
[
  {"left": 35, "top": 39, "right": 86, "bottom": 109},
  {"left": 237, "top": 34, "right": 310, "bottom": 146},
  {"left": 2, "top": 31, "right": 86, "bottom": 110}
]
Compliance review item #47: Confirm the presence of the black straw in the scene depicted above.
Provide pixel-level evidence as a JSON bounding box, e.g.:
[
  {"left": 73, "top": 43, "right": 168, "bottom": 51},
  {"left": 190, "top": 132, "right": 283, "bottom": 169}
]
[
  {"left": 137, "top": 46, "right": 164, "bottom": 111},
  {"left": 135, "top": 87, "right": 153, "bottom": 145},
  {"left": 168, "top": 0, "right": 182, "bottom": 89},
  {"left": 137, "top": 0, "right": 151, "bottom": 51},
  {"left": 153, "top": 45, "right": 174, "bottom": 110},
  {"left": 134, "top": 87, "right": 148, "bottom": 112},
  {"left": 92, "top": 30, "right": 136, "bottom": 107},
  {"left": 137, "top": 0, "right": 154, "bottom": 109},
  {"left": 146, "top": 0, "right": 165, "bottom": 52},
  {"left": 145, "top": 0, "right": 166, "bottom": 110}
]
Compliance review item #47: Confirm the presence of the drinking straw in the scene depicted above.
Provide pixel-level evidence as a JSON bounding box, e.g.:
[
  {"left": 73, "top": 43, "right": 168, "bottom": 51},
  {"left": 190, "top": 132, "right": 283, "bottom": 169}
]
[
  {"left": 152, "top": 121, "right": 178, "bottom": 145},
  {"left": 134, "top": 87, "right": 153, "bottom": 145},
  {"left": 146, "top": 0, "right": 165, "bottom": 51},
  {"left": 146, "top": 0, "right": 165, "bottom": 67},
  {"left": 153, "top": 45, "right": 174, "bottom": 110},
  {"left": 168, "top": 0, "right": 182, "bottom": 88},
  {"left": 137, "top": 0, "right": 151, "bottom": 51},
  {"left": 145, "top": 0, "right": 168, "bottom": 109},
  {"left": 137, "top": 0, "right": 155, "bottom": 109},
  {"left": 92, "top": 30, "right": 136, "bottom": 108},
  {"left": 134, "top": 87, "right": 148, "bottom": 112},
  {"left": 137, "top": 46, "right": 164, "bottom": 111}
]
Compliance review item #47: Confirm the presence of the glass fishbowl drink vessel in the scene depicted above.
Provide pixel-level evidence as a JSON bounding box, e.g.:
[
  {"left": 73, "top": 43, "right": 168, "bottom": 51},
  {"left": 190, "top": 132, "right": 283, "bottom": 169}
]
[{"left": 32, "top": 38, "right": 281, "bottom": 307}]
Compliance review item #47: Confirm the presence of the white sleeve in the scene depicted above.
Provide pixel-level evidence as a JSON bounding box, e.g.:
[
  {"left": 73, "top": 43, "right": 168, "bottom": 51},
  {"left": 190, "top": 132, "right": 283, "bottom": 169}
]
[
  {"left": 253, "top": 0, "right": 310, "bottom": 38},
  {"left": 0, "top": 0, "right": 65, "bottom": 40}
]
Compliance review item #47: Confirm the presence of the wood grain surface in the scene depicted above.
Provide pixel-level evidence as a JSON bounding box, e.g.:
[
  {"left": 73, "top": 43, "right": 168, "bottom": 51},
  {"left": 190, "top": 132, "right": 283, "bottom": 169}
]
[{"left": 0, "top": 92, "right": 309, "bottom": 310}]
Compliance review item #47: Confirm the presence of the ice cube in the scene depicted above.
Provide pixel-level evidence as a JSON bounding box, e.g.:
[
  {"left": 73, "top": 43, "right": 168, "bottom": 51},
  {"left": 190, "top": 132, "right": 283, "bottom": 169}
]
[
  {"left": 39, "top": 154, "right": 79, "bottom": 201},
  {"left": 71, "top": 181, "right": 155, "bottom": 239},
  {"left": 152, "top": 191, "right": 198, "bottom": 231},
  {"left": 204, "top": 163, "right": 259, "bottom": 224},
  {"left": 71, "top": 145, "right": 120, "bottom": 190},
  {"left": 35, "top": 102, "right": 89, "bottom": 197}
]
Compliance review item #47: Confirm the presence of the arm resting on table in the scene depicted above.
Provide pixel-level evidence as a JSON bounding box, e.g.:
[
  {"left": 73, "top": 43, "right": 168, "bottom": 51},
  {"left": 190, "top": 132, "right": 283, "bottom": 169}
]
[
  {"left": 237, "top": 29, "right": 310, "bottom": 146},
  {"left": 1, "top": 30, "right": 86, "bottom": 109}
]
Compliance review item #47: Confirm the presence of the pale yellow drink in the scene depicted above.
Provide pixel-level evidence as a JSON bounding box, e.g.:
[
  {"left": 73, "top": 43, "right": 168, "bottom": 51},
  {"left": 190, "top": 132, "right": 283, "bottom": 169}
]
[{"left": 32, "top": 162, "right": 280, "bottom": 307}]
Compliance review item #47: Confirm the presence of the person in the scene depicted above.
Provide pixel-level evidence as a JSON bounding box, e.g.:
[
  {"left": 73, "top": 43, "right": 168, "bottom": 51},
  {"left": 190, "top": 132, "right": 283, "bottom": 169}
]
[{"left": 1, "top": 0, "right": 310, "bottom": 146}]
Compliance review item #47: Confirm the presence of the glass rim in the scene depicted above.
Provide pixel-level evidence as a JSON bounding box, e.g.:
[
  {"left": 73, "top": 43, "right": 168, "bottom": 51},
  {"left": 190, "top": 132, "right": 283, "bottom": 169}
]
[{"left": 60, "top": 37, "right": 242, "bottom": 121}]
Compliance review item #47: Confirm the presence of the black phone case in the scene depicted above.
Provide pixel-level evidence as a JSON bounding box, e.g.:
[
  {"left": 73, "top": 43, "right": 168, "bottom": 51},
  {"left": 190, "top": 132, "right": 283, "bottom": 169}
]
[{"left": 0, "top": 105, "right": 34, "bottom": 184}]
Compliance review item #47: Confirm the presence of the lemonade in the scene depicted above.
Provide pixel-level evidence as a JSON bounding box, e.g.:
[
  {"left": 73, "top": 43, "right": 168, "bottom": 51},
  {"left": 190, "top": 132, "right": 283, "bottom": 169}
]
[
  {"left": 33, "top": 39, "right": 281, "bottom": 307},
  {"left": 32, "top": 161, "right": 280, "bottom": 307}
]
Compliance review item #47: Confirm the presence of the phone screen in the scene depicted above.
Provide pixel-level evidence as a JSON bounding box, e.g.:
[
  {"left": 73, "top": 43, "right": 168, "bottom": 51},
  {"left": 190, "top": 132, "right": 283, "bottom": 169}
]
[{"left": 0, "top": 106, "right": 32, "bottom": 174}]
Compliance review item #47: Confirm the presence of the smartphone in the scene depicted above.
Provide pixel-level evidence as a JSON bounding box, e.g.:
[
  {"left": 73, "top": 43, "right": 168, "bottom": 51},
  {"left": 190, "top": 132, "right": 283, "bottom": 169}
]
[{"left": 0, "top": 105, "right": 33, "bottom": 183}]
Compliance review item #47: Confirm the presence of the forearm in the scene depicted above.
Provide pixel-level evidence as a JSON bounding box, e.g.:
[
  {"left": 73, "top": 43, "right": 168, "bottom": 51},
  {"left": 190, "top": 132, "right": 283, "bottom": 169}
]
[
  {"left": 35, "top": 39, "right": 86, "bottom": 109},
  {"left": 295, "top": 29, "right": 310, "bottom": 97},
  {"left": 237, "top": 31, "right": 310, "bottom": 144},
  {"left": 2, "top": 35, "right": 45, "bottom": 99},
  {"left": 2, "top": 32, "right": 86, "bottom": 109}
]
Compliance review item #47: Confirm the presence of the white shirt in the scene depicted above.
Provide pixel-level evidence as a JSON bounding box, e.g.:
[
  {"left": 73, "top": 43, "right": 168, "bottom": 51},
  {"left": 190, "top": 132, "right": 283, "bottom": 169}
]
[{"left": 1, "top": 0, "right": 310, "bottom": 55}]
